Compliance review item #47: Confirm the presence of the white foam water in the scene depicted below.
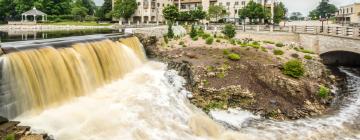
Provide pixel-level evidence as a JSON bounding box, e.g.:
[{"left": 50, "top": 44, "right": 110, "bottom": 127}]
[{"left": 15, "top": 62, "right": 360, "bottom": 140}]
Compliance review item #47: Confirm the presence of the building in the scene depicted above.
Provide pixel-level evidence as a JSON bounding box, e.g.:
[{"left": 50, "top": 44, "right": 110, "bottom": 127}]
[
  {"left": 113, "top": 0, "right": 273, "bottom": 24},
  {"left": 335, "top": 3, "right": 360, "bottom": 25}
]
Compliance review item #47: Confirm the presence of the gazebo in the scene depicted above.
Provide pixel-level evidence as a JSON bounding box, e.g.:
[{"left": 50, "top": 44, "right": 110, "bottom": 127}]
[{"left": 21, "top": 7, "right": 47, "bottom": 22}]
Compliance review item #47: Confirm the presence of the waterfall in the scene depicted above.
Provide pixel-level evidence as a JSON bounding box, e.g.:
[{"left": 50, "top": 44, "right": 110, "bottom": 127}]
[{"left": 0, "top": 37, "right": 145, "bottom": 118}]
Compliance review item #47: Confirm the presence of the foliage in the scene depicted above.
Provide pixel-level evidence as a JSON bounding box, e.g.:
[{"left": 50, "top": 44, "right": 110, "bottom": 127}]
[
  {"left": 71, "top": 4, "right": 88, "bottom": 21},
  {"left": 275, "top": 42, "right": 285, "bottom": 47},
  {"left": 163, "top": 35, "right": 169, "bottom": 44},
  {"left": 238, "top": 0, "right": 269, "bottom": 23},
  {"left": 289, "top": 12, "right": 303, "bottom": 21},
  {"left": 222, "top": 24, "right": 236, "bottom": 38},
  {"left": 263, "top": 40, "right": 275, "bottom": 44},
  {"left": 309, "top": 9, "right": 319, "bottom": 20},
  {"left": 227, "top": 53, "right": 241, "bottom": 61},
  {"left": 216, "top": 39, "right": 221, "bottom": 43},
  {"left": 112, "top": 0, "right": 137, "bottom": 20},
  {"left": 97, "top": 0, "right": 113, "bottom": 20},
  {"left": 273, "top": 2, "right": 287, "bottom": 24},
  {"left": 313, "top": 0, "right": 337, "bottom": 19},
  {"left": 208, "top": 5, "right": 227, "bottom": 21},
  {"left": 190, "top": 24, "right": 197, "bottom": 38},
  {"left": 223, "top": 49, "right": 230, "bottom": 55},
  {"left": 206, "top": 37, "right": 214, "bottom": 45},
  {"left": 201, "top": 33, "right": 211, "bottom": 39},
  {"left": 163, "top": 5, "right": 179, "bottom": 22},
  {"left": 192, "top": 36, "right": 199, "bottom": 41},
  {"left": 229, "top": 39, "right": 236, "bottom": 45},
  {"left": 189, "top": 6, "right": 207, "bottom": 20},
  {"left": 291, "top": 53, "right": 299, "bottom": 58},
  {"left": 273, "top": 49, "right": 284, "bottom": 55},
  {"left": 5, "top": 133, "right": 15, "bottom": 140},
  {"left": 304, "top": 55, "right": 313, "bottom": 60},
  {"left": 204, "top": 101, "right": 226, "bottom": 113},
  {"left": 318, "top": 85, "right": 330, "bottom": 98},
  {"left": 179, "top": 41, "right": 184, "bottom": 45},
  {"left": 282, "top": 60, "right": 305, "bottom": 78},
  {"left": 167, "top": 22, "right": 174, "bottom": 38}
]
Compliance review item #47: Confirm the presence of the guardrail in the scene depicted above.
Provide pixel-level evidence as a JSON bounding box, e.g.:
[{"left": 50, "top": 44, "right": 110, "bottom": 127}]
[{"left": 205, "top": 25, "right": 360, "bottom": 39}]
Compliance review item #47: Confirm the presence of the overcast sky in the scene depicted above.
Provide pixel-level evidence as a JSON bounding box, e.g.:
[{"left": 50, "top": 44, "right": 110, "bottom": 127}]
[{"left": 93, "top": 0, "right": 360, "bottom": 16}]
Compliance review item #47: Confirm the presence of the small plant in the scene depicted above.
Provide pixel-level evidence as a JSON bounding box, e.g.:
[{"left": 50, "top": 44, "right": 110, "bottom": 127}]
[
  {"left": 252, "top": 41, "right": 260, "bottom": 46},
  {"left": 206, "top": 37, "right": 214, "bottom": 45},
  {"left": 197, "top": 27, "right": 205, "bottom": 36},
  {"left": 182, "top": 44, "right": 187, "bottom": 47},
  {"left": 291, "top": 53, "right": 299, "bottom": 58},
  {"left": 192, "top": 36, "right": 198, "bottom": 41},
  {"left": 179, "top": 41, "right": 184, "bottom": 45},
  {"left": 5, "top": 133, "right": 15, "bottom": 140},
  {"left": 216, "top": 72, "right": 226, "bottom": 78},
  {"left": 163, "top": 35, "right": 169, "bottom": 44},
  {"left": 263, "top": 40, "right": 275, "bottom": 44},
  {"left": 204, "top": 101, "right": 226, "bottom": 113},
  {"left": 304, "top": 55, "right": 313, "bottom": 60},
  {"left": 227, "top": 53, "right": 241, "bottom": 61},
  {"left": 167, "top": 23, "right": 174, "bottom": 38},
  {"left": 282, "top": 59, "right": 305, "bottom": 78},
  {"left": 223, "top": 49, "right": 230, "bottom": 55},
  {"left": 216, "top": 39, "right": 221, "bottom": 43},
  {"left": 229, "top": 39, "right": 236, "bottom": 45},
  {"left": 273, "top": 49, "right": 284, "bottom": 55},
  {"left": 275, "top": 42, "right": 285, "bottom": 47},
  {"left": 261, "top": 47, "right": 268, "bottom": 52},
  {"left": 190, "top": 24, "right": 197, "bottom": 38},
  {"left": 222, "top": 24, "right": 236, "bottom": 38},
  {"left": 301, "top": 49, "right": 315, "bottom": 54},
  {"left": 318, "top": 85, "right": 330, "bottom": 98},
  {"left": 202, "top": 33, "right": 211, "bottom": 39}
]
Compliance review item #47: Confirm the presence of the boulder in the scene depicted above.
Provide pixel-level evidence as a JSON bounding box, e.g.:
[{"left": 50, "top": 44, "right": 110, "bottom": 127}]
[{"left": 0, "top": 116, "right": 8, "bottom": 125}]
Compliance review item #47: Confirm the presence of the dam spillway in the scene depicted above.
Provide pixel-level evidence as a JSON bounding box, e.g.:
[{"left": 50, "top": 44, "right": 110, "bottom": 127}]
[{"left": 0, "top": 35, "right": 146, "bottom": 118}]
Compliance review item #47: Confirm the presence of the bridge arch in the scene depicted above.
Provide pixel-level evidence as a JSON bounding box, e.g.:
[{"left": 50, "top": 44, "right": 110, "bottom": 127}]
[{"left": 320, "top": 51, "right": 360, "bottom": 66}]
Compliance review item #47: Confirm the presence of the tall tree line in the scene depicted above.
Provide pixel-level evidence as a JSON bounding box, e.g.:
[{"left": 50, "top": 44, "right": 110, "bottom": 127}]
[{"left": 0, "top": 0, "right": 96, "bottom": 22}]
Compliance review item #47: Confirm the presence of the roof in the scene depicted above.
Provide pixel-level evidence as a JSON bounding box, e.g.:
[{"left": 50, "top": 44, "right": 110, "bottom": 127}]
[{"left": 22, "top": 7, "right": 46, "bottom": 16}]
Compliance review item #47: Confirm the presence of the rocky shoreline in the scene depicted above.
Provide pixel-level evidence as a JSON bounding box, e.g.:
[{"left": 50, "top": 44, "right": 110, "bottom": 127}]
[{"left": 138, "top": 33, "right": 343, "bottom": 120}]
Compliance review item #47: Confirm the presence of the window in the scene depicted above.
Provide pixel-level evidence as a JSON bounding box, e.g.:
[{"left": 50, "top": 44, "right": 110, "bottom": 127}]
[
  {"left": 235, "top": 1, "right": 239, "bottom": 5},
  {"left": 351, "top": 7, "right": 353, "bottom": 13},
  {"left": 226, "top": 2, "right": 230, "bottom": 6},
  {"left": 241, "top": 1, "right": 245, "bottom": 5},
  {"left": 157, "top": 3, "right": 160, "bottom": 7},
  {"left": 235, "top": 9, "right": 237, "bottom": 14},
  {"left": 138, "top": 2, "right": 141, "bottom": 5},
  {"left": 347, "top": 8, "right": 349, "bottom": 13},
  {"left": 219, "top": 2, "right": 222, "bottom": 6}
]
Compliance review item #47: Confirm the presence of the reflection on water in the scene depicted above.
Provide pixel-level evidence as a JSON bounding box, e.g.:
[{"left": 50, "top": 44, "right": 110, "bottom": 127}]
[{"left": 0, "top": 29, "right": 119, "bottom": 42}]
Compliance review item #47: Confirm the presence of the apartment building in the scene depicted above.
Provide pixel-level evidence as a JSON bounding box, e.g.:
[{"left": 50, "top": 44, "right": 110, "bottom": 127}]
[
  {"left": 335, "top": 3, "right": 360, "bottom": 25},
  {"left": 113, "top": 0, "right": 272, "bottom": 23}
]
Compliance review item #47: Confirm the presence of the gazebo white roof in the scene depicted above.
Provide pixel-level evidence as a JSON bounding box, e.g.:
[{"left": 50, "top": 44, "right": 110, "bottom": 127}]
[{"left": 22, "top": 7, "right": 46, "bottom": 16}]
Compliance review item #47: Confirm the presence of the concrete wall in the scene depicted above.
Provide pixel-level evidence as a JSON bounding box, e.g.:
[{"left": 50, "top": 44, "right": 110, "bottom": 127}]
[{"left": 235, "top": 31, "right": 300, "bottom": 44}]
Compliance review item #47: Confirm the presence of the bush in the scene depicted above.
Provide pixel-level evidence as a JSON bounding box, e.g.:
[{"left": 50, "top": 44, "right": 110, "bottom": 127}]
[
  {"left": 5, "top": 133, "right": 15, "bottom": 140},
  {"left": 273, "top": 49, "right": 284, "bottom": 55},
  {"left": 291, "top": 53, "right": 299, "bottom": 58},
  {"left": 252, "top": 41, "right": 260, "bottom": 46},
  {"left": 282, "top": 60, "right": 305, "bottom": 78},
  {"left": 229, "top": 39, "right": 236, "bottom": 45},
  {"left": 216, "top": 39, "right": 221, "bottom": 43},
  {"left": 163, "top": 35, "right": 169, "bottom": 44},
  {"left": 227, "top": 53, "right": 241, "bottom": 61},
  {"left": 304, "top": 55, "right": 312, "bottom": 60},
  {"left": 318, "top": 85, "right": 330, "bottom": 98},
  {"left": 192, "top": 36, "right": 199, "bottom": 41},
  {"left": 249, "top": 44, "right": 260, "bottom": 49},
  {"left": 202, "top": 33, "right": 211, "bottom": 39},
  {"left": 301, "top": 49, "right": 315, "bottom": 54},
  {"left": 222, "top": 24, "right": 236, "bottom": 38},
  {"left": 261, "top": 47, "right": 267, "bottom": 52},
  {"left": 190, "top": 24, "right": 197, "bottom": 38},
  {"left": 206, "top": 37, "right": 214, "bottom": 45},
  {"left": 223, "top": 49, "right": 230, "bottom": 55},
  {"left": 275, "top": 42, "right": 285, "bottom": 47},
  {"left": 263, "top": 40, "right": 275, "bottom": 44},
  {"left": 167, "top": 23, "right": 174, "bottom": 38},
  {"left": 179, "top": 41, "right": 185, "bottom": 45},
  {"left": 197, "top": 27, "right": 205, "bottom": 36}
]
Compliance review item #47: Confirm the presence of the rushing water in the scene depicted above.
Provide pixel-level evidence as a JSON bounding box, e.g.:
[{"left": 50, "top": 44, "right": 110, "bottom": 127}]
[{"left": 1, "top": 36, "right": 359, "bottom": 139}]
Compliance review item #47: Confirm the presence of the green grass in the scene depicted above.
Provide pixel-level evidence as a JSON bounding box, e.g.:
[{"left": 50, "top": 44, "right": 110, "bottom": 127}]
[
  {"left": 227, "top": 53, "right": 241, "bottom": 61},
  {"left": 263, "top": 40, "right": 275, "bottom": 44},
  {"left": 223, "top": 49, "right": 230, "bottom": 55},
  {"left": 304, "top": 55, "right": 313, "bottom": 60},
  {"left": 275, "top": 42, "right": 285, "bottom": 47},
  {"left": 41, "top": 21, "right": 112, "bottom": 26},
  {"left": 318, "top": 85, "right": 330, "bottom": 98}
]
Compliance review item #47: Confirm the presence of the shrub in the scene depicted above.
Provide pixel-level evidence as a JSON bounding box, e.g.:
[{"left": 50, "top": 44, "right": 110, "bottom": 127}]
[
  {"left": 5, "top": 133, "right": 15, "bottom": 140},
  {"left": 216, "top": 39, "right": 221, "bottom": 43},
  {"left": 252, "top": 41, "right": 260, "bottom": 46},
  {"left": 163, "top": 35, "right": 169, "bottom": 44},
  {"left": 223, "top": 49, "right": 230, "bottom": 55},
  {"left": 275, "top": 42, "right": 285, "bottom": 47},
  {"left": 179, "top": 41, "right": 185, "bottom": 45},
  {"left": 227, "top": 53, "right": 241, "bottom": 61},
  {"left": 282, "top": 60, "right": 305, "bottom": 78},
  {"left": 167, "top": 23, "right": 174, "bottom": 38},
  {"left": 202, "top": 33, "right": 211, "bottom": 39},
  {"left": 273, "top": 49, "right": 284, "bottom": 55},
  {"left": 190, "top": 24, "right": 197, "bottom": 38},
  {"left": 263, "top": 40, "right": 275, "bottom": 44},
  {"left": 249, "top": 44, "right": 260, "bottom": 49},
  {"left": 206, "top": 37, "right": 214, "bottom": 45},
  {"left": 291, "top": 53, "right": 299, "bottom": 58},
  {"left": 222, "top": 24, "right": 236, "bottom": 38},
  {"left": 182, "top": 44, "right": 187, "bottom": 47},
  {"left": 318, "top": 85, "right": 330, "bottom": 98},
  {"left": 304, "top": 55, "right": 313, "bottom": 60},
  {"left": 301, "top": 49, "right": 315, "bottom": 54},
  {"left": 197, "top": 27, "right": 205, "bottom": 36},
  {"left": 261, "top": 47, "right": 268, "bottom": 52},
  {"left": 229, "top": 39, "right": 236, "bottom": 45}
]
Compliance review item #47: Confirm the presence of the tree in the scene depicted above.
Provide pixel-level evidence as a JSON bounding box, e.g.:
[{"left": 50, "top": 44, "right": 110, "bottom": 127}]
[
  {"left": 163, "top": 5, "right": 179, "bottom": 38},
  {"left": 273, "top": 2, "right": 287, "bottom": 24},
  {"left": 309, "top": 9, "right": 319, "bottom": 20},
  {"left": 72, "top": 4, "right": 88, "bottom": 21},
  {"left": 37, "top": 0, "right": 72, "bottom": 15},
  {"left": 222, "top": 24, "right": 236, "bottom": 38},
  {"left": 112, "top": 0, "right": 137, "bottom": 22},
  {"left": 0, "top": 0, "right": 16, "bottom": 22},
  {"left": 208, "top": 5, "right": 227, "bottom": 21},
  {"left": 190, "top": 6, "right": 206, "bottom": 21},
  {"left": 289, "top": 12, "right": 303, "bottom": 21},
  {"left": 308, "top": 0, "right": 337, "bottom": 19},
  {"left": 238, "top": 0, "right": 268, "bottom": 24},
  {"left": 97, "top": 0, "right": 112, "bottom": 20}
]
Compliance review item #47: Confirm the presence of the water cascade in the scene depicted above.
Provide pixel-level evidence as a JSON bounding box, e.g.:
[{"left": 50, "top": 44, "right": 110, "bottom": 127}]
[{"left": 0, "top": 37, "right": 145, "bottom": 118}]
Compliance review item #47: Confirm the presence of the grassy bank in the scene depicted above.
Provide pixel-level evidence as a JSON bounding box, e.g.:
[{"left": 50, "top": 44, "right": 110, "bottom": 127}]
[{"left": 41, "top": 21, "right": 112, "bottom": 26}]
